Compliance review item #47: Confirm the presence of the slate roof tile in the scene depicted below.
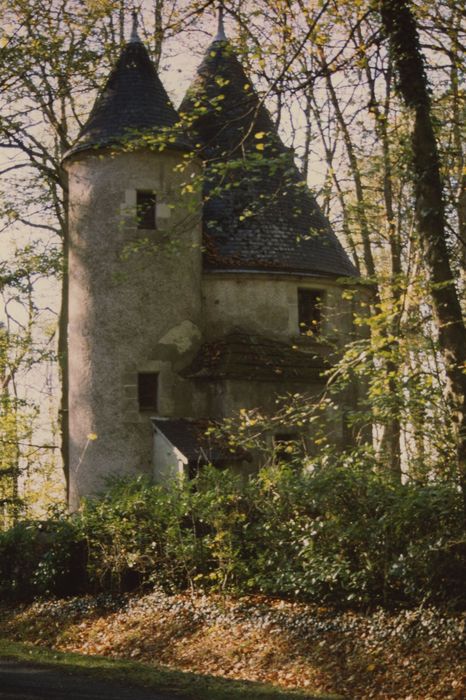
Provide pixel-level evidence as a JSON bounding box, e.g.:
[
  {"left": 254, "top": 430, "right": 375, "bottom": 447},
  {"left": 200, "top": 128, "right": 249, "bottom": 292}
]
[
  {"left": 179, "top": 39, "right": 358, "bottom": 278},
  {"left": 183, "top": 330, "right": 329, "bottom": 382},
  {"left": 64, "top": 40, "right": 189, "bottom": 159},
  {"left": 152, "top": 417, "right": 247, "bottom": 463}
]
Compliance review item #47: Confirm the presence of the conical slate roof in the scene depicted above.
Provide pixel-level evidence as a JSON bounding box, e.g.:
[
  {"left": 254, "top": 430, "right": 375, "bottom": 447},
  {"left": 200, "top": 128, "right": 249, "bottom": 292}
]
[
  {"left": 180, "top": 38, "right": 358, "bottom": 278},
  {"left": 65, "top": 38, "right": 189, "bottom": 159}
]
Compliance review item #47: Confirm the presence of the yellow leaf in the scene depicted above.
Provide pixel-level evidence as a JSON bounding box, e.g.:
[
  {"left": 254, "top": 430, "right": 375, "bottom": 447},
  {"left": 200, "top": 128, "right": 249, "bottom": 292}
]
[
  {"left": 254, "top": 132, "right": 265, "bottom": 139},
  {"left": 255, "top": 143, "right": 265, "bottom": 151},
  {"left": 87, "top": 432, "right": 98, "bottom": 441}
]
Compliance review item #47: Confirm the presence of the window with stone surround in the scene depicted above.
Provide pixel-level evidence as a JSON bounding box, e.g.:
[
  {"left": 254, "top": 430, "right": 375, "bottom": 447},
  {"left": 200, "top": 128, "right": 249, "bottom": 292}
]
[
  {"left": 297, "top": 288, "right": 323, "bottom": 336},
  {"left": 274, "top": 433, "right": 301, "bottom": 462},
  {"left": 137, "top": 372, "right": 158, "bottom": 411},
  {"left": 136, "top": 190, "right": 157, "bottom": 229}
]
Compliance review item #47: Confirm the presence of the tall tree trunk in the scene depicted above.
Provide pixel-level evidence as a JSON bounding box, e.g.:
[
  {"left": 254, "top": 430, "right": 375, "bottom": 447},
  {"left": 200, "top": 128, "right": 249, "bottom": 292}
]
[
  {"left": 309, "top": 96, "right": 360, "bottom": 271},
  {"left": 319, "top": 48, "right": 377, "bottom": 279},
  {"left": 153, "top": 0, "right": 163, "bottom": 70},
  {"left": 317, "top": 48, "right": 404, "bottom": 475},
  {"left": 380, "top": 0, "right": 466, "bottom": 501},
  {"left": 449, "top": 6, "right": 466, "bottom": 285},
  {"left": 59, "top": 175, "right": 70, "bottom": 501},
  {"left": 361, "top": 37, "right": 402, "bottom": 479}
]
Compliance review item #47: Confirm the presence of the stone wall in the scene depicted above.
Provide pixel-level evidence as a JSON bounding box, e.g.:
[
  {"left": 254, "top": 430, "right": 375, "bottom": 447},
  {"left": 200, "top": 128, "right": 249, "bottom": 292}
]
[
  {"left": 202, "top": 272, "right": 355, "bottom": 345},
  {"left": 66, "top": 148, "right": 203, "bottom": 507}
]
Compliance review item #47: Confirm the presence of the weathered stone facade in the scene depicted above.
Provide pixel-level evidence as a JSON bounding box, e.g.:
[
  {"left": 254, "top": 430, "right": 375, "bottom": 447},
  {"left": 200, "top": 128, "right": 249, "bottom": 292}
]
[
  {"left": 66, "top": 150, "right": 203, "bottom": 504},
  {"left": 64, "top": 19, "right": 360, "bottom": 507}
]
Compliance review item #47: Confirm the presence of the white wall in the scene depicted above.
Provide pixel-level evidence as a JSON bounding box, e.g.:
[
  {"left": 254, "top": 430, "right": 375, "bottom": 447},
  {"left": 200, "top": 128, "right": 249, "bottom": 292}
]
[{"left": 153, "top": 430, "right": 187, "bottom": 483}]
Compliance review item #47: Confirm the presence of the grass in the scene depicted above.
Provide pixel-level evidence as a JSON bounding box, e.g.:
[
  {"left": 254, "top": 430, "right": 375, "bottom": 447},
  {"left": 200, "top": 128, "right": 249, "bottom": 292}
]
[{"left": 0, "top": 639, "right": 342, "bottom": 700}]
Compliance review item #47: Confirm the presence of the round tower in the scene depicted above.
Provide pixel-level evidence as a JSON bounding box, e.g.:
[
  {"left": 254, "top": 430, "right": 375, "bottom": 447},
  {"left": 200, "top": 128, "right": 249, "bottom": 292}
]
[
  {"left": 63, "top": 19, "right": 202, "bottom": 507},
  {"left": 179, "top": 12, "right": 361, "bottom": 434}
]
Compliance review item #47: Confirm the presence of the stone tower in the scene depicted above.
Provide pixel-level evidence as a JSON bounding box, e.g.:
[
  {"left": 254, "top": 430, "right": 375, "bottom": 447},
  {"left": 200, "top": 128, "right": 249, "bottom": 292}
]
[
  {"left": 175, "top": 14, "right": 359, "bottom": 421},
  {"left": 63, "top": 18, "right": 203, "bottom": 507},
  {"left": 64, "top": 13, "right": 360, "bottom": 506}
]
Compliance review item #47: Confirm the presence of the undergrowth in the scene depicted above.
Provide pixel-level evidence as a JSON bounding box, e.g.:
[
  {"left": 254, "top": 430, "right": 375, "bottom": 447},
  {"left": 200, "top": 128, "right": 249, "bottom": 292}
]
[{"left": 1, "top": 455, "right": 465, "bottom": 609}]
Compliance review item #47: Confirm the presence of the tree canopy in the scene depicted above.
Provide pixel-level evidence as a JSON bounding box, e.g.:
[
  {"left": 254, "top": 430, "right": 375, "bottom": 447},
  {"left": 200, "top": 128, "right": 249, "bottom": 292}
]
[{"left": 0, "top": 0, "right": 465, "bottom": 520}]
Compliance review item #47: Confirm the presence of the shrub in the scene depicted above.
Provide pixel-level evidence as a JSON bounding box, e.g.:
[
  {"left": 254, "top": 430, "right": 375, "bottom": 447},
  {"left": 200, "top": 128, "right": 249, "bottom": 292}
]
[
  {"left": 0, "top": 514, "right": 87, "bottom": 600},
  {"left": 77, "top": 469, "right": 251, "bottom": 593},
  {"left": 0, "top": 458, "right": 464, "bottom": 608},
  {"left": 77, "top": 475, "right": 205, "bottom": 592},
  {"left": 241, "top": 459, "right": 465, "bottom": 608}
]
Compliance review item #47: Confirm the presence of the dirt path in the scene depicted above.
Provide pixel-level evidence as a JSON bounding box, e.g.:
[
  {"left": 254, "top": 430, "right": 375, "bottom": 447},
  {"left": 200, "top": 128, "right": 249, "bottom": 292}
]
[{"left": 0, "top": 660, "right": 180, "bottom": 700}]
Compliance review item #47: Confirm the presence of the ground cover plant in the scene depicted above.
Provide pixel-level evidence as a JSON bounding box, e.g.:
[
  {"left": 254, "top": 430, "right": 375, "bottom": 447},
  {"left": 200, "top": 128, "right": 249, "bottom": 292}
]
[
  {"left": 0, "top": 460, "right": 464, "bottom": 609},
  {"left": 1, "top": 591, "right": 464, "bottom": 699}
]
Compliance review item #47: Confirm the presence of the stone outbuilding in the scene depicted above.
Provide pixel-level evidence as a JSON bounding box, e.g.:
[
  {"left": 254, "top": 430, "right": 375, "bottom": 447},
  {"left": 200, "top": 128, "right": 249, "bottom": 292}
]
[{"left": 63, "top": 14, "right": 360, "bottom": 507}]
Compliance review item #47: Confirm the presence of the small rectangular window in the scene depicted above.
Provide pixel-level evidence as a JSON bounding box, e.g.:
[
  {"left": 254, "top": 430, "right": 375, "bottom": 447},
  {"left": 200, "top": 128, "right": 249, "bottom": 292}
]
[
  {"left": 138, "top": 372, "right": 158, "bottom": 411},
  {"left": 298, "top": 288, "right": 322, "bottom": 336},
  {"left": 136, "top": 190, "right": 156, "bottom": 229},
  {"left": 274, "top": 433, "right": 300, "bottom": 462}
]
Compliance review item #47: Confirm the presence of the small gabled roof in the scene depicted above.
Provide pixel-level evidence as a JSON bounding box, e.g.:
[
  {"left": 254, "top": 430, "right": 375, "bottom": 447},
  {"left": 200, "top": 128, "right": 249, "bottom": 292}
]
[
  {"left": 64, "top": 25, "right": 188, "bottom": 159},
  {"left": 152, "top": 417, "right": 248, "bottom": 464},
  {"left": 183, "top": 330, "right": 328, "bottom": 382},
  {"left": 179, "top": 33, "right": 358, "bottom": 278}
]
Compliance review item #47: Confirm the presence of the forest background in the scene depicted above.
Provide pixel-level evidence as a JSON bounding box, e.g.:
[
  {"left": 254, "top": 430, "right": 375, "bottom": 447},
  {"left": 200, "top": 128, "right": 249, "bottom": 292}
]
[
  {"left": 0, "top": 0, "right": 465, "bottom": 554},
  {"left": 0, "top": 6, "right": 465, "bottom": 697}
]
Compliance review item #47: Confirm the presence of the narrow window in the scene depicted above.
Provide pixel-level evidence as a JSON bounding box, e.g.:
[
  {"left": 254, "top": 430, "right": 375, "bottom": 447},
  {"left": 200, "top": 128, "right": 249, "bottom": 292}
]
[
  {"left": 136, "top": 190, "right": 156, "bottom": 229},
  {"left": 298, "top": 288, "right": 322, "bottom": 336},
  {"left": 274, "top": 433, "right": 300, "bottom": 462},
  {"left": 137, "top": 372, "right": 158, "bottom": 411}
]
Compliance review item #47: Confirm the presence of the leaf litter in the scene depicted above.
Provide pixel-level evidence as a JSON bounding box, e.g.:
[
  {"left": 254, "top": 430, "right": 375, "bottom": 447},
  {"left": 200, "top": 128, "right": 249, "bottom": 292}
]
[{"left": 1, "top": 591, "right": 465, "bottom": 699}]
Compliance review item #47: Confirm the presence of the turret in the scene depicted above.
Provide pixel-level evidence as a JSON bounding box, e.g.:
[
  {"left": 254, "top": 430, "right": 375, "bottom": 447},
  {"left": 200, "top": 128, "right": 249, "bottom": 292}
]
[
  {"left": 179, "top": 16, "right": 357, "bottom": 279},
  {"left": 63, "top": 16, "right": 203, "bottom": 507},
  {"left": 179, "top": 16, "right": 360, "bottom": 426}
]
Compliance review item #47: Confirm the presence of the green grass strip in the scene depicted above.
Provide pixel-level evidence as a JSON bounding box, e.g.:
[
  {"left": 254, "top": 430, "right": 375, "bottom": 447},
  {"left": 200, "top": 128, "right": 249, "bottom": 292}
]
[{"left": 0, "top": 638, "right": 341, "bottom": 700}]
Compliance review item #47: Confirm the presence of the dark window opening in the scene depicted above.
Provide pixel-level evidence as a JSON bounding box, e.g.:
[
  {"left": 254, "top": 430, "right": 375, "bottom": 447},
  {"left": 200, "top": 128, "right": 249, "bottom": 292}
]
[
  {"left": 136, "top": 190, "right": 156, "bottom": 229},
  {"left": 298, "top": 288, "right": 322, "bottom": 336},
  {"left": 138, "top": 372, "right": 158, "bottom": 411},
  {"left": 274, "top": 433, "right": 300, "bottom": 462}
]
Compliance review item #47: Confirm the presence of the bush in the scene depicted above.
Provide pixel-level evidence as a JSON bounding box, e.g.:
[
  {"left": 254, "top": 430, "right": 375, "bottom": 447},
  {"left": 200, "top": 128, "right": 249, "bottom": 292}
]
[
  {"left": 249, "top": 459, "right": 465, "bottom": 608},
  {"left": 76, "top": 469, "right": 252, "bottom": 593},
  {"left": 77, "top": 475, "right": 206, "bottom": 592},
  {"left": 0, "top": 514, "right": 87, "bottom": 600},
  {"left": 0, "top": 459, "right": 465, "bottom": 608}
]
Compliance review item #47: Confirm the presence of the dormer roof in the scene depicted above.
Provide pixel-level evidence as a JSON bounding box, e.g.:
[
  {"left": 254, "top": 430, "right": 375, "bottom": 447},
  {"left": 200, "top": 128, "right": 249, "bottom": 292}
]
[
  {"left": 180, "top": 35, "right": 358, "bottom": 278},
  {"left": 183, "top": 330, "right": 328, "bottom": 382},
  {"left": 64, "top": 35, "right": 188, "bottom": 160}
]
